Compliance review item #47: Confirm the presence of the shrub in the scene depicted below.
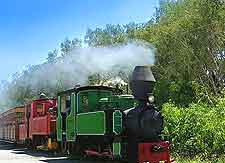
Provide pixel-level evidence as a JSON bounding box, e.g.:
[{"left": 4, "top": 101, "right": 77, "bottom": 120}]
[{"left": 162, "top": 99, "right": 225, "bottom": 158}]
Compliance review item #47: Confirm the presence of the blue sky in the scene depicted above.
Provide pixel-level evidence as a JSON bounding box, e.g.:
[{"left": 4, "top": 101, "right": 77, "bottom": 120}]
[{"left": 0, "top": 0, "right": 159, "bottom": 82}]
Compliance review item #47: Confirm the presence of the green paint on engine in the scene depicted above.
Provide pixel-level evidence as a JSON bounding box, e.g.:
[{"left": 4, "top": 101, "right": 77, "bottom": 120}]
[
  {"left": 99, "top": 95, "right": 136, "bottom": 110},
  {"left": 113, "top": 110, "right": 122, "bottom": 135},
  {"left": 56, "top": 96, "right": 62, "bottom": 141},
  {"left": 66, "top": 93, "right": 76, "bottom": 141},
  {"left": 113, "top": 142, "right": 121, "bottom": 157},
  {"left": 76, "top": 111, "right": 106, "bottom": 135},
  {"left": 77, "top": 90, "right": 112, "bottom": 113},
  {"left": 56, "top": 86, "right": 136, "bottom": 146}
]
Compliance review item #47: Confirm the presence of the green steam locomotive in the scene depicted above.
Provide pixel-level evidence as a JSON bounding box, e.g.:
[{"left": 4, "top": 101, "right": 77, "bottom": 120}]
[
  {"left": 56, "top": 66, "right": 172, "bottom": 163},
  {"left": 56, "top": 85, "right": 135, "bottom": 157}
]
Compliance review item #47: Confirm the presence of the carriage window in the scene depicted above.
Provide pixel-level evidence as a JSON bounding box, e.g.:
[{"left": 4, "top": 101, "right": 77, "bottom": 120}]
[
  {"left": 61, "top": 95, "right": 71, "bottom": 115},
  {"left": 37, "top": 103, "right": 44, "bottom": 116},
  {"left": 18, "top": 112, "right": 24, "bottom": 124}
]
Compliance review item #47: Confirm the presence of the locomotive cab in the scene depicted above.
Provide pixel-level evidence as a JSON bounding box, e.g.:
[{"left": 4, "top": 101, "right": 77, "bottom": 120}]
[{"left": 57, "top": 86, "right": 121, "bottom": 153}]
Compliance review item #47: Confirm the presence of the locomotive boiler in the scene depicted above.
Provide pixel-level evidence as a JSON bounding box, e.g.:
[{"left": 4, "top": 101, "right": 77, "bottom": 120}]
[
  {"left": 125, "top": 66, "right": 163, "bottom": 140},
  {"left": 125, "top": 66, "right": 169, "bottom": 163}
]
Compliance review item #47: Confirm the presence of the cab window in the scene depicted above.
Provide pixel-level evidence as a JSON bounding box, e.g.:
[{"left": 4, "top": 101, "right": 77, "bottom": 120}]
[{"left": 78, "top": 93, "right": 89, "bottom": 113}]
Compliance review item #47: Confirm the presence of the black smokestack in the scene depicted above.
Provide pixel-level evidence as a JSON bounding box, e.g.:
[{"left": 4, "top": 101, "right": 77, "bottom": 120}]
[{"left": 130, "top": 66, "right": 155, "bottom": 101}]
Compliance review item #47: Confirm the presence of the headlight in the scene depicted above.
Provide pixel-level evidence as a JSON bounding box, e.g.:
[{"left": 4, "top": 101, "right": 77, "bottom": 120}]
[{"left": 148, "top": 95, "right": 154, "bottom": 103}]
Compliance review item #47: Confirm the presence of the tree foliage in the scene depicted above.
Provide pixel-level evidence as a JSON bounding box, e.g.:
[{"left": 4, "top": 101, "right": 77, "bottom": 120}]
[
  {"left": 162, "top": 99, "right": 225, "bottom": 158},
  {"left": 140, "top": 0, "right": 225, "bottom": 102},
  {"left": 61, "top": 38, "right": 82, "bottom": 56},
  {"left": 46, "top": 49, "right": 58, "bottom": 63},
  {"left": 84, "top": 23, "right": 143, "bottom": 47}
]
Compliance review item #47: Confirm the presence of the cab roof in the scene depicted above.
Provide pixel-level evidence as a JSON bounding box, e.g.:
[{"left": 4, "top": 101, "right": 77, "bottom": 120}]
[{"left": 57, "top": 85, "right": 122, "bottom": 96}]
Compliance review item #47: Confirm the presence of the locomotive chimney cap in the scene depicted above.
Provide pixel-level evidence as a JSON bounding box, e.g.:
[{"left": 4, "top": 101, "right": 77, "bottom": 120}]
[
  {"left": 39, "top": 93, "right": 47, "bottom": 99},
  {"left": 130, "top": 66, "right": 156, "bottom": 101},
  {"left": 131, "top": 66, "right": 155, "bottom": 82}
]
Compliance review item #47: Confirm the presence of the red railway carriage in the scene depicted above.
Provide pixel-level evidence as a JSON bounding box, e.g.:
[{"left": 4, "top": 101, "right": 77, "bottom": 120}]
[
  {"left": 19, "top": 98, "right": 57, "bottom": 148},
  {"left": 0, "top": 106, "right": 25, "bottom": 142}
]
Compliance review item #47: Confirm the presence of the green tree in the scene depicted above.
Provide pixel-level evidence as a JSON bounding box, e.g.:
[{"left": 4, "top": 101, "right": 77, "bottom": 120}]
[
  {"left": 138, "top": 0, "right": 225, "bottom": 103},
  {"left": 84, "top": 23, "right": 144, "bottom": 47},
  {"left": 61, "top": 38, "right": 82, "bottom": 56},
  {"left": 84, "top": 25, "right": 124, "bottom": 47},
  {"left": 46, "top": 49, "right": 58, "bottom": 63}
]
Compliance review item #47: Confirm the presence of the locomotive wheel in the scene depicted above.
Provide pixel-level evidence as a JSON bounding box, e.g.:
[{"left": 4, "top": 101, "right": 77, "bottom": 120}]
[
  {"left": 71, "top": 143, "right": 84, "bottom": 157},
  {"left": 25, "top": 138, "right": 33, "bottom": 149},
  {"left": 60, "top": 142, "right": 68, "bottom": 154},
  {"left": 31, "top": 136, "right": 37, "bottom": 150}
]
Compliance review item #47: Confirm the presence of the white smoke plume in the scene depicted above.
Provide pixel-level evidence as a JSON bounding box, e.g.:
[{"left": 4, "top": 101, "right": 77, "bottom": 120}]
[
  {"left": 36, "top": 41, "right": 154, "bottom": 89},
  {"left": 0, "top": 41, "right": 155, "bottom": 111}
]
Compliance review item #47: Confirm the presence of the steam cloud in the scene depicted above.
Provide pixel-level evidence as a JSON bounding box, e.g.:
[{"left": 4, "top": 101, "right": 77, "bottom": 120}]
[
  {"left": 0, "top": 41, "right": 155, "bottom": 110},
  {"left": 36, "top": 41, "right": 155, "bottom": 90}
]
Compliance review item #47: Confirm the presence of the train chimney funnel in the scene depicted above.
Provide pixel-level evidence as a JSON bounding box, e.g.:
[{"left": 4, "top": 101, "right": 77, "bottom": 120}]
[{"left": 130, "top": 66, "right": 156, "bottom": 101}]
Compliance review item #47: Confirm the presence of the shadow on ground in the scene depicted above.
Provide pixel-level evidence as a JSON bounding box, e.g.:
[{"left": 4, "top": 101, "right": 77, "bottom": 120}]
[{"left": 0, "top": 141, "right": 125, "bottom": 163}]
